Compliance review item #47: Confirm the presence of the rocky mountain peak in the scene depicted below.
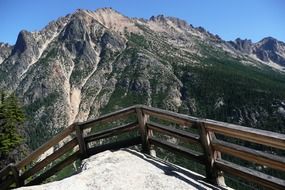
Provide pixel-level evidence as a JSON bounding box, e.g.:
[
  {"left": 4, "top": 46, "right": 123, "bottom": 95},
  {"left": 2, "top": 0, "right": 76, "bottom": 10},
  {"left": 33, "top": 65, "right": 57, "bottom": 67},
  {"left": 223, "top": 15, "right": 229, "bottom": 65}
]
[
  {"left": 149, "top": 14, "right": 167, "bottom": 23},
  {"left": 149, "top": 15, "right": 191, "bottom": 30},
  {"left": 235, "top": 38, "right": 252, "bottom": 44},
  {"left": 71, "top": 8, "right": 140, "bottom": 33},
  {"left": 166, "top": 17, "right": 190, "bottom": 29},
  {"left": 1, "top": 8, "right": 285, "bottom": 150},
  {"left": 226, "top": 36, "right": 285, "bottom": 67},
  {"left": 257, "top": 37, "right": 280, "bottom": 51},
  {"left": 228, "top": 38, "right": 253, "bottom": 54},
  {"left": 94, "top": 7, "right": 122, "bottom": 15},
  {"left": 147, "top": 14, "right": 197, "bottom": 36},
  {"left": 72, "top": 8, "right": 123, "bottom": 19},
  {"left": 12, "top": 30, "right": 37, "bottom": 55},
  {"left": 253, "top": 37, "right": 285, "bottom": 66},
  {"left": 0, "top": 43, "right": 11, "bottom": 48},
  {"left": 0, "top": 43, "right": 12, "bottom": 64},
  {"left": 259, "top": 36, "right": 277, "bottom": 42}
]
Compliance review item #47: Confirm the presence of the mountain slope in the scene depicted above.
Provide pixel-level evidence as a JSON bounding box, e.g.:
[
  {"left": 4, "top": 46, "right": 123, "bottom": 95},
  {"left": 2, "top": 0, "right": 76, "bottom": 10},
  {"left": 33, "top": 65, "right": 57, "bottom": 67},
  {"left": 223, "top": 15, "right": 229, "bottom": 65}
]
[
  {"left": 227, "top": 37, "right": 285, "bottom": 70},
  {"left": 0, "top": 43, "right": 12, "bottom": 64},
  {"left": 0, "top": 8, "right": 285, "bottom": 149}
]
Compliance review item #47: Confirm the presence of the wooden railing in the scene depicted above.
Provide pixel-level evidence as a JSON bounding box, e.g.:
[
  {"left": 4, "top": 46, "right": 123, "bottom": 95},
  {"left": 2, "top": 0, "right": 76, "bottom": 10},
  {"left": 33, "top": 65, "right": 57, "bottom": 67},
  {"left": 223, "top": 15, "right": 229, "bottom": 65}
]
[{"left": 0, "top": 105, "right": 284, "bottom": 190}]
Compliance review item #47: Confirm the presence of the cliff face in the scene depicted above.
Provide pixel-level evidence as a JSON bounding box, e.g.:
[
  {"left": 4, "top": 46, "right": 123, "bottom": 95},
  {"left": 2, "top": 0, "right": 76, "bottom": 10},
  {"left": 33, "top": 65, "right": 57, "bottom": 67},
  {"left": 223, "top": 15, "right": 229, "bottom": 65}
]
[
  {"left": 228, "top": 37, "right": 285, "bottom": 67},
  {"left": 0, "top": 43, "right": 12, "bottom": 64},
  {"left": 1, "top": 8, "right": 285, "bottom": 149},
  {"left": 16, "top": 149, "right": 224, "bottom": 190}
]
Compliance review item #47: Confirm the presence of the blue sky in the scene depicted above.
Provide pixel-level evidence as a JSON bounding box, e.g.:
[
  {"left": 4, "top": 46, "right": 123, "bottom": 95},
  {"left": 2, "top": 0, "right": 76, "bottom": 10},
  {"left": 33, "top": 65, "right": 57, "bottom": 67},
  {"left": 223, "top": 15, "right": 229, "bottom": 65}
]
[{"left": 0, "top": 0, "right": 284, "bottom": 45}]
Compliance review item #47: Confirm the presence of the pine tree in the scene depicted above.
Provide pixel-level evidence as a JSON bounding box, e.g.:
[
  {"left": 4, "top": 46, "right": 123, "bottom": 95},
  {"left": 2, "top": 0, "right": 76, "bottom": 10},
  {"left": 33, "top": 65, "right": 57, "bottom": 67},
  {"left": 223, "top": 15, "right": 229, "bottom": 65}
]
[{"left": 0, "top": 92, "right": 25, "bottom": 156}]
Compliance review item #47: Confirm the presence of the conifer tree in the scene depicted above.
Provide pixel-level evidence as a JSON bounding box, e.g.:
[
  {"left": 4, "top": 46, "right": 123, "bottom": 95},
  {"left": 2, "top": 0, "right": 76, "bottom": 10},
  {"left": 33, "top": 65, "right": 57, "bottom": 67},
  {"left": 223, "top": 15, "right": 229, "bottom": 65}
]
[{"left": 0, "top": 92, "right": 25, "bottom": 156}]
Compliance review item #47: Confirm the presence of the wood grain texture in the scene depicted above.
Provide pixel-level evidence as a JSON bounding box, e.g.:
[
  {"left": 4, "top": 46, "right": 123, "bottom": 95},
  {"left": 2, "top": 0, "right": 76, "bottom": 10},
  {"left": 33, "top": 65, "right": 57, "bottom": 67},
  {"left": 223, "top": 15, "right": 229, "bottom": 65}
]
[
  {"left": 88, "top": 137, "right": 141, "bottom": 155},
  {"left": 142, "top": 105, "right": 198, "bottom": 127},
  {"left": 1, "top": 105, "right": 284, "bottom": 190},
  {"left": 205, "top": 120, "right": 285, "bottom": 150},
  {"left": 136, "top": 108, "right": 149, "bottom": 154},
  {"left": 79, "top": 106, "right": 136, "bottom": 130},
  {"left": 10, "top": 164, "right": 22, "bottom": 187},
  {"left": 16, "top": 123, "right": 76, "bottom": 170},
  {"left": 147, "top": 121, "right": 200, "bottom": 144},
  {"left": 76, "top": 124, "right": 87, "bottom": 159},
  {"left": 149, "top": 137, "right": 205, "bottom": 164},
  {"left": 85, "top": 122, "right": 138, "bottom": 143},
  {"left": 21, "top": 138, "right": 78, "bottom": 181},
  {"left": 199, "top": 123, "right": 225, "bottom": 186},
  {"left": 26, "top": 151, "right": 80, "bottom": 186},
  {"left": 212, "top": 139, "right": 285, "bottom": 172},
  {"left": 215, "top": 159, "right": 285, "bottom": 190}
]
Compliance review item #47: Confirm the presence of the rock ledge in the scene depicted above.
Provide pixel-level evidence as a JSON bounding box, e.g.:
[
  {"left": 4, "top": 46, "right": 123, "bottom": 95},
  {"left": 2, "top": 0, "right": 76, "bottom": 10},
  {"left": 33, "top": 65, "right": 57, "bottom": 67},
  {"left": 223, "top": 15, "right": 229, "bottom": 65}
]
[{"left": 17, "top": 149, "right": 228, "bottom": 190}]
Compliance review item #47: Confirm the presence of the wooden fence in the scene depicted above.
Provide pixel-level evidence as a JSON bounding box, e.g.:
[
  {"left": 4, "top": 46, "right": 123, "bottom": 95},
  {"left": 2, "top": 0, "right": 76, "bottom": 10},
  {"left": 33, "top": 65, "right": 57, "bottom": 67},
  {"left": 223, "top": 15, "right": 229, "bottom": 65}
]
[{"left": 0, "top": 105, "right": 284, "bottom": 190}]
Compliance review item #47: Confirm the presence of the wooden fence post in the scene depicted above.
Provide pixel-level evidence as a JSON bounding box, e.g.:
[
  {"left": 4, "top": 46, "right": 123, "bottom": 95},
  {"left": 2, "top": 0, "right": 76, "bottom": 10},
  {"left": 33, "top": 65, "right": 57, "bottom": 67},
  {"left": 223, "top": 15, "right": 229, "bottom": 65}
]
[
  {"left": 75, "top": 123, "right": 88, "bottom": 159},
  {"left": 199, "top": 122, "right": 225, "bottom": 186},
  {"left": 9, "top": 164, "right": 23, "bottom": 187},
  {"left": 148, "top": 129, "right": 156, "bottom": 157},
  {"left": 136, "top": 107, "right": 150, "bottom": 154}
]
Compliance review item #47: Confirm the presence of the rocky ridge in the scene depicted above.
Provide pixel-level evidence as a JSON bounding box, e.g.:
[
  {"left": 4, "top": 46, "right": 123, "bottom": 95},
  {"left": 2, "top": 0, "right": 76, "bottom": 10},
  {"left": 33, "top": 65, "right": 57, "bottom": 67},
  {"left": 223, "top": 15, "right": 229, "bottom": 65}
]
[
  {"left": 227, "top": 37, "right": 285, "bottom": 69},
  {"left": 0, "top": 43, "right": 12, "bottom": 64},
  {"left": 0, "top": 8, "right": 285, "bottom": 149}
]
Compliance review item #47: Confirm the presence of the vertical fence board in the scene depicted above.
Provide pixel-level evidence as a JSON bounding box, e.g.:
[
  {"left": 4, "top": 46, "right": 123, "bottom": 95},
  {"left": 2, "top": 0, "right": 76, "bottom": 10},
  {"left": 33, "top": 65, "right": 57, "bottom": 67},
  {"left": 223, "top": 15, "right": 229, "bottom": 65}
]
[
  {"left": 136, "top": 107, "right": 149, "bottom": 154},
  {"left": 199, "top": 122, "right": 225, "bottom": 186},
  {"left": 0, "top": 105, "right": 284, "bottom": 190},
  {"left": 75, "top": 124, "right": 88, "bottom": 159}
]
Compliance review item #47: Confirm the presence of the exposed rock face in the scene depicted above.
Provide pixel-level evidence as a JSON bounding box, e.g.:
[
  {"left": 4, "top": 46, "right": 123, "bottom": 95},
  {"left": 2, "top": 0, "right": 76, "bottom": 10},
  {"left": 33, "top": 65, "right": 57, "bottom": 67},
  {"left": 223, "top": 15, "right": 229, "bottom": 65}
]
[
  {"left": 0, "top": 43, "right": 12, "bottom": 64},
  {"left": 228, "top": 37, "right": 285, "bottom": 66},
  {"left": 228, "top": 38, "right": 253, "bottom": 54},
  {"left": 16, "top": 149, "right": 226, "bottom": 190},
  {"left": 254, "top": 37, "right": 285, "bottom": 66},
  {"left": 0, "top": 8, "right": 285, "bottom": 150}
]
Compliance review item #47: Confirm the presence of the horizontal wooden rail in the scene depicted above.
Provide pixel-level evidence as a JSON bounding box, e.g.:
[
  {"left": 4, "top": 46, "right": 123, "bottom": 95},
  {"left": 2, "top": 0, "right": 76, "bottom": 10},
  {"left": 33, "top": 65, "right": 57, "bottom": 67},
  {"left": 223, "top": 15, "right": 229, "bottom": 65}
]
[
  {"left": 21, "top": 138, "right": 78, "bottom": 180},
  {"left": 1, "top": 105, "right": 284, "bottom": 190},
  {"left": 141, "top": 105, "right": 199, "bottom": 127},
  {"left": 26, "top": 151, "right": 81, "bottom": 186},
  {"left": 147, "top": 121, "right": 200, "bottom": 144},
  {"left": 79, "top": 106, "right": 136, "bottom": 130},
  {"left": 85, "top": 122, "right": 138, "bottom": 143},
  {"left": 149, "top": 137, "right": 205, "bottom": 164},
  {"left": 0, "top": 106, "right": 139, "bottom": 189},
  {"left": 212, "top": 140, "right": 285, "bottom": 172},
  {"left": 88, "top": 137, "right": 141, "bottom": 155},
  {"left": 16, "top": 123, "right": 76, "bottom": 170},
  {"left": 205, "top": 120, "right": 285, "bottom": 150},
  {"left": 0, "top": 124, "right": 77, "bottom": 189},
  {"left": 215, "top": 159, "right": 285, "bottom": 190}
]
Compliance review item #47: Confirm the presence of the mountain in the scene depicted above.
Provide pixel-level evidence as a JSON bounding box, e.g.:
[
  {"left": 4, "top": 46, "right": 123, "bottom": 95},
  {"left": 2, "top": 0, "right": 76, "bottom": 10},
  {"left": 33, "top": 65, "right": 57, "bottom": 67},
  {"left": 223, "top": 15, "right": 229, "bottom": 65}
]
[
  {"left": 0, "top": 43, "right": 12, "bottom": 64},
  {"left": 0, "top": 8, "right": 285, "bottom": 150},
  {"left": 227, "top": 37, "right": 285, "bottom": 69}
]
